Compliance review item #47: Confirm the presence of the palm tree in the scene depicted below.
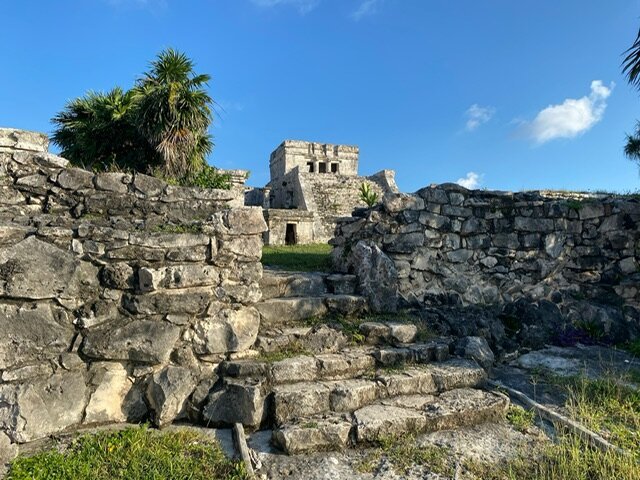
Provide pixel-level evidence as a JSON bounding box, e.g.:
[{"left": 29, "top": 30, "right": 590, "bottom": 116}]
[
  {"left": 134, "top": 49, "right": 214, "bottom": 179},
  {"left": 623, "top": 29, "right": 640, "bottom": 162},
  {"left": 52, "top": 87, "right": 158, "bottom": 172}
]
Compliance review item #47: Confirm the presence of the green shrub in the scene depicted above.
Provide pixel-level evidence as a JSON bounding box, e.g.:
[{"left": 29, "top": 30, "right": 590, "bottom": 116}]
[{"left": 359, "top": 182, "right": 379, "bottom": 207}]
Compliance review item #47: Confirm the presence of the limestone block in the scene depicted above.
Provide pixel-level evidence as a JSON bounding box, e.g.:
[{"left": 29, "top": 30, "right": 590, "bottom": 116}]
[
  {"left": 272, "top": 382, "right": 332, "bottom": 425},
  {"left": 419, "top": 212, "right": 450, "bottom": 229},
  {"left": 94, "top": 172, "right": 131, "bottom": 193},
  {"left": 0, "top": 370, "right": 87, "bottom": 443},
  {"left": 0, "top": 431, "right": 17, "bottom": 475},
  {"left": 355, "top": 405, "right": 426, "bottom": 443},
  {"left": 578, "top": 203, "right": 605, "bottom": 220},
  {"left": 382, "top": 193, "right": 424, "bottom": 213},
  {"left": 146, "top": 365, "right": 197, "bottom": 427},
  {"left": 514, "top": 217, "right": 554, "bottom": 232},
  {"left": 138, "top": 265, "right": 220, "bottom": 292},
  {"left": 123, "top": 288, "right": 213, "bottom": 315},
  {"left": 192, "top": 306, "right": 260, "bottom": 354},
  {"left": 81, "top": 319, "right": 181, "bottom": 364},
  {"left": 203, "top": 378, "right": 267, "bottom": 429},
  {"left": 454, "top": 336, "right": 494, "bottom": 370},
  {"left": 271, "top": 356, "right": 318, "bottom": 383},
  {"left": 273, "top": 416, "right": 352, "bottom": 454},
  {"left": 57, "top": 168, "right": 94, "bottom": 190},
  {"left": 84, "top": 362, "right": 146, "bottom": 424},
  {"left": 421, "top": 388, "right": 508, "bottom": 431},
  {"left": 0, "top": 128, "right": 48, "bottom": 152},
  {"left": 0, "top": 302, "right": 74, "bottom": 370},
  {"left": 133, "top": 173, "right": 166, "bottom": 196},
  {"left": 329, "top": 379, "right": 380, "bottom": 412},
  {"left": 0, "top": 236, "right": 100, "bottom": 300},
  {"left": 352, "top": 241, "right": 398, "bottom": 313}
]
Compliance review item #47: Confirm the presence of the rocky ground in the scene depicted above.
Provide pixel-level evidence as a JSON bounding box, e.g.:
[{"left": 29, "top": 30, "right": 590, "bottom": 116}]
[{"left": 246, "top": 343, "right": 639, "bottom": 480}]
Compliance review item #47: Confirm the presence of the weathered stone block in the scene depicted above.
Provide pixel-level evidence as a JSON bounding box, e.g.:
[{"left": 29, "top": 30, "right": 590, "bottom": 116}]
[
  {"left": 0, "top": 236, "right": 99, "bottom": 300},
  {"left": 0, "top": 370, "right": 87, "bottom": 443},
  {"left": 146, "top": 365, "right": 197, "bottom": 427},
  {"left": 192, "top": 306, "right": 260, "bottom": 354},
  {"left": 81, "top": 319, "right": 181, "bottom": 364}
]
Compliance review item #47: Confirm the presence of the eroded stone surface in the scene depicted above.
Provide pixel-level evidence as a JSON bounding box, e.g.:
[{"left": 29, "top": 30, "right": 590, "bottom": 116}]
[
  {"left": 81, "top": 320, "right": 181, "bottom": 364},
  {"left": 0, "top": 236, "right": 99, "bottom": 300},
  {"left": 146, "top": 365, "right": 197, "bottom": 427},
  {"left": 273, "top": 415, "right": 352, "bottom": 454},
  {"left": 0, "top": 370, "right": 87, "bottom": 443},
  {"left": 355, "top": 404, "right": 426, "bottom": 443}
]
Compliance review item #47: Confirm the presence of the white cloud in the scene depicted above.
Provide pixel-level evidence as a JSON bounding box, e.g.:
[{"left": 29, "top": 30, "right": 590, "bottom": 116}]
[
  {"left": 251, "top": 0, "right": 320, "bottom": 14},
  {"left": 351, "top": 0, "right": 382, "bottom": 20},
  {"left": 456, "top": 172, "right": 483, "bottom": 190},
  {"left": 521, "top": 80, "right": 614, "bottom": 144},
  {"left": 464, "top": 104, "right": 495, "bottom": 131}
]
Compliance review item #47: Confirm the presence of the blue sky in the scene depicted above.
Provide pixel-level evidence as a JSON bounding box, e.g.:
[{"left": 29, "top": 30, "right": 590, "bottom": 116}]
[{"left": 2, "top": 0, "right": 640, "bottom": 193}]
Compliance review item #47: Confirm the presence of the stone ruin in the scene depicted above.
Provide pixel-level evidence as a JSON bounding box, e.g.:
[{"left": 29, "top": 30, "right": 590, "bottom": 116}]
[
  {"left": 0, "top": 127, "right": 639, "bottom": 471},
  {"left": 332, "top": 185, "right": 640, "bottom": 348},
  {"left": 245, "top": 140, "right": 398, "bottom": 245}
]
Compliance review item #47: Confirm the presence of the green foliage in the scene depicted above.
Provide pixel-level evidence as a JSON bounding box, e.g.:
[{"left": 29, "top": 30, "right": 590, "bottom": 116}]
[
  {"left": 52, "top": 49, "right": 228, "bottom": 188},
  {"left": 134, "top": 49, "right": 213, "bottom": 178},
  {"left": 52, "top": 87, "right": 159, "bottom": 173},
  {"left": 506, "top": 405, "right": 535, "bottom": 432},
  {"left": 622, "top": 338, "right": 640, "bottom": 357},
  {"left": 359, "top": 182, "right": 379, "bottom": 208},
  {"left": 186, "top": 164, "right": 232, "bottom": 189},
  {"left": 622, "top": 29, "right": 640, "bottom": 170},
  {"left": 7, "top": 425, "right": 247, "bottom": 480},
  {"left": 257, "top": 341, "right": 311, "bottom": 362},
  {"left": 565, "top": 199, "right": 584, "bottom": 211},
  {"left": 261, "top": 243, "right": 332, "bottom": 272}
]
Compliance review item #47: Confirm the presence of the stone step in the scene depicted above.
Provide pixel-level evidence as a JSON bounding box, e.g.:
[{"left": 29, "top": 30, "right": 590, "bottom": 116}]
[
  {"left": 260, "top": 270, "right": 328, "bottom": 300},
  {"left": 271, "top": 358, "right": 486, "bottom": 425},
  {"left": 255, "top": 295, "right": 368, "bottom": 328},
  {"left": 260, "top": 269, "right": 358, "bottom": 301},
  {"left": 272, "top": 387, "right": 509, "bottom": 454},
  {"left": 219, "top": 339, "right": 454, "bottom": 385}
]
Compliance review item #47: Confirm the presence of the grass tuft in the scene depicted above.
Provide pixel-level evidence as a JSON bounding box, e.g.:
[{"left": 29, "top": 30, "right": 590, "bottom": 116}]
[
  {"left": 506, "top": 405, "right": 535, "bottom": 433},
  {"left": 7, "top": 425, "right": 247, "bottom": 480}
]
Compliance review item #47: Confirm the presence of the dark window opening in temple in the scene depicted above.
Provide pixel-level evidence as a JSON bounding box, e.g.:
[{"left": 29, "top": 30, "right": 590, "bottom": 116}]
[
  {"left": 307, "top": 162, "right": 314, "bottom": 172},
  {"left": 318, "top": 163, "right": 327, "bottom": 173},
  {"left": 331, "top": 163, "right": 339, "bottom": 173}
]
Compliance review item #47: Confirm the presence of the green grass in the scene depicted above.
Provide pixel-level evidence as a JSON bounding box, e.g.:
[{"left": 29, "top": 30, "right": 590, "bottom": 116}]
[
  {"left": 505, "top": 405, "right": 535, "bottom": 433},
  {"left": 7, "top": 425, "right": 247, "bottom": 480},
  {"left": 356, "top": 435, "right": 453, "bottom": 476},
  {"left": 622, "top": 338, "right": 640, "bottom": 357},
  {"left": 261, "top": 243, "right": 332, "bottom": 272},
  {"left": 466, "top": 436, "right": 640, "bottom": 480},
  {"left": 256, "top": 341, "right": 311, "bottom": 362}
]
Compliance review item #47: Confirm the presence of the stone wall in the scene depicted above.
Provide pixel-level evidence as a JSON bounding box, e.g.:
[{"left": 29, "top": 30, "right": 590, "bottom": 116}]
[
  {"left": 332, "top": 183, "right": 640, "bottom": 341},
  {"left": 0, "top": 129, "right": 267, "bottom": 456}
]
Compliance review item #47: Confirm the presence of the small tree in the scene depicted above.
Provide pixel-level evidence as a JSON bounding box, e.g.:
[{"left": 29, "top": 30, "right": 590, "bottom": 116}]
[
  {"left": 622, "top": 29, "right": 640, "bottom": 165},
  {"left": 359, "top": 182, "right": 379, "bottom": 207},
  {"left": 52, "top": 49, "right": 228, "bottom": 188}
]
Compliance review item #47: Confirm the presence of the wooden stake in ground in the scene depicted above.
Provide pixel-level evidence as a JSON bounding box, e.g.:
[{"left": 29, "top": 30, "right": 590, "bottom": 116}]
[{"left": 233, "top": 423, "right": 256, "bottom": 479}]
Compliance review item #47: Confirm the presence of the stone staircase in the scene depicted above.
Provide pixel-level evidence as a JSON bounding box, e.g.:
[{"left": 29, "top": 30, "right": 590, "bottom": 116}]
[{"left": 202, "top": 268, "right": 509, "bottom": 455}]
